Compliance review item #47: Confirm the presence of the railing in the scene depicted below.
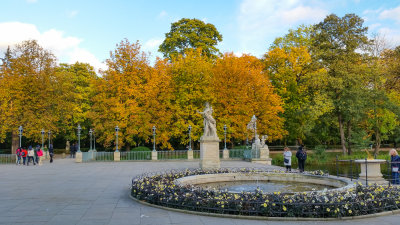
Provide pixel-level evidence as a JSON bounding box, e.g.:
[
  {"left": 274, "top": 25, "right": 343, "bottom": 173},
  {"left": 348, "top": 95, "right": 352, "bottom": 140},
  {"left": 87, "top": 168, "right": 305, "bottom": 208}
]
[
  {"left": 121, "top": 151, "right": 152, "bottom": 161},
  {"left": 158, "top": 150, "right": 188, "bottom": 160},
  {"left": 229, "top": 149, "right": 245, "bottom": 159},
  {"left": 193, "top": 150, "right": 200, "bottom": 159},
  {"left": 82, "top": 151, "right": 114, "bottom": 162},
  {"left": 0, "top": 154, "right": 15, "bottom": 164}
]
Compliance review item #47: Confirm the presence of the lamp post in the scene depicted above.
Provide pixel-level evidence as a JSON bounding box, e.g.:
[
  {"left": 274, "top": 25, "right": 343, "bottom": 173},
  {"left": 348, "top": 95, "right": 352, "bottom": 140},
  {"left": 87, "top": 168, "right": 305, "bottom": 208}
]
[
  {"left": 41, "top": 129, "right": 45, "bottom": 149},
  {"left": 89, "top": 129, "right": 93, "bottom": 151},
  {"left": 77, "top": 124, "right": 81, "bottom": 152},
  {"left": 188, "top": 125, "right": 192, "bottom": 151},
  {"left": 48, "top": 130, "right": 51, "bottom": 149},
  {"left": 252, "top": 115, "right": 257, "bottom": 143},
  {"left": 115, "top": 126, "right": 119, "bottom": 152},
  {"left": 152, "top": 126, "right": 156, "bottom": 152},
  {"left": 223, "top": 124, "right": 227, "bottom": 150},
  {"left": 93, "top": 129, "right": 96, "bottom": 151},
  {"left": 18, "top": 126, "right": 23, "bottom": 148}
]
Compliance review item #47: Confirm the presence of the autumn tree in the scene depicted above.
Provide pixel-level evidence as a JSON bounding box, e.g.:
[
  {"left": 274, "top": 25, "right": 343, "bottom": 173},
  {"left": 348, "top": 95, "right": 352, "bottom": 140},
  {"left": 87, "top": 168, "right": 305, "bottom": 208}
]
[
  {"left": 159, "top": 18, "right": 223, "bottom": 59},
  {"left": 212, "top": 53, "right": 285, "bottom": 144},
  {"left": 0, "top": 40, "right": 68, "bottom": 153}
]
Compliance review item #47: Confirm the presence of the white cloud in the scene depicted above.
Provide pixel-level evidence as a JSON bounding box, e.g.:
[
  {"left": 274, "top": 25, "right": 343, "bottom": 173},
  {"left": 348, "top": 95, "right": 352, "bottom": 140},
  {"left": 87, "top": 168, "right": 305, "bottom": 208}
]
[
  {"left": 143, "top": 38, "right": 163, "bottom": 52},
  {"left": 237, "top": 0, "right": 328, "bottom": 56},
  {"left": 67, "top": 10, "right": 79, "bottom": 18},
  {"left": 0, "top": 22, "right": 106, "bottom": 72},
  {"left": 379, "top": 6, "right": 400, "bottom": 23},
  {"left": 158, "top": 10, "right": 168, "bottom": 19},
  {"left": 377, "top": 27, "right": 400, "bottom": 47}
]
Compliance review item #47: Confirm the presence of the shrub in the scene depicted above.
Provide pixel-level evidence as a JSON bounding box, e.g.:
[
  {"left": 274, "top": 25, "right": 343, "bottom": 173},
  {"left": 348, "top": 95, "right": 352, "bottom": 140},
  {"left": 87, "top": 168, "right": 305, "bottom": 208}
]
[{"left": 130, "top": 146, "right": 151, "bottom": 152}]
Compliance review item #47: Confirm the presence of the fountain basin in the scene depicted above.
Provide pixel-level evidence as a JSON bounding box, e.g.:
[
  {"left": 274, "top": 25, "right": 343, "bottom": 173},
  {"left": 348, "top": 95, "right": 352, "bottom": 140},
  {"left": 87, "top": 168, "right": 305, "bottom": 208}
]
[{"left": 175, "top": 172, "right": 353, "bottom": 193}]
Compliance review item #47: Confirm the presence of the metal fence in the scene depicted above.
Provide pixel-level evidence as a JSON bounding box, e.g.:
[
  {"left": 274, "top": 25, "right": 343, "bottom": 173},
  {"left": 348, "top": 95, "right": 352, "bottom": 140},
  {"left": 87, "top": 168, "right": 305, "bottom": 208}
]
[
  {"left": 0, "top": 154, "right": 15, "bottom": 164},
  {"left": 82, "top": 151, "right": 114, "bottom": 162},
  {"left": 121, "top": 151, "right": 152, "bottom": 161},
  {"left": 158, "top": 150, "right": 188, "bottom": 160},
  {"left": 229, "top": 149, "right": 246, "bottom": 159}
]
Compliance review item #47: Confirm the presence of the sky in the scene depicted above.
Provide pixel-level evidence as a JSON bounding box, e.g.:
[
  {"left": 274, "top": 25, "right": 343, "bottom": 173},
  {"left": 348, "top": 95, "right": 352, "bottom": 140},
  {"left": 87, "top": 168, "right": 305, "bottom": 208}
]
[{"left": 1, "top": 0, "right": 400, "bottom": 72}]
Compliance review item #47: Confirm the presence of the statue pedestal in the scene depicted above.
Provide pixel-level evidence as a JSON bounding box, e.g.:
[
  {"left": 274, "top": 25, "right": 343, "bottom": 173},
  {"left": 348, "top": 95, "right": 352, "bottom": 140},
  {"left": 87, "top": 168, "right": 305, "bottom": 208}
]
[
  {"left": 75, "top": 152, "right": 82, "bottom": 163},
  {"left": 223, "top": 149, "right": 229, "bottom": 159},
  {"left": 200, "top": 136, "right": 220, "bottom": 169},
  {"left": 187, "top": 150, "right": 193, "bottom": 160},
  {"left": 251, "top": 146, "right": 272, "bottom": 165}
]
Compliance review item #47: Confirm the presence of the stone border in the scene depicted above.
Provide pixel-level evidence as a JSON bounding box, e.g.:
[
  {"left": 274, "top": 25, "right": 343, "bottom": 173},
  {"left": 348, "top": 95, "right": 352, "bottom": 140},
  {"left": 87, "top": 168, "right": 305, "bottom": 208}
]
[{"left": 129, "top": 192, "right": 400, "bottom": 221}]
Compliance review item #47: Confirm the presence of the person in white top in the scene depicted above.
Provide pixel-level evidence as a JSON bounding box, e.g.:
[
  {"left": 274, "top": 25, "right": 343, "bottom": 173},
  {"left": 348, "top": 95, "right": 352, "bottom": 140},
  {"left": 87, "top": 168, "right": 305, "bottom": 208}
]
[
  {"left": 27, "top": 146, "right": 36, "bottom": 166},
  {"left": 283, "top": 147, "right": 292, "bottom": 172}
]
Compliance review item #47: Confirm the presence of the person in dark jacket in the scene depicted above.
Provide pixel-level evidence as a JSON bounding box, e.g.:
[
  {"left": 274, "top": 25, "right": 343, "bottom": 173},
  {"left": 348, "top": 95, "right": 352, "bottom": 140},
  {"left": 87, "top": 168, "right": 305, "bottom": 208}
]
[
  {"left": 296, "top": 145, "right": 307, "bottom": 173},
  {"left": 390, "top": 149, "right": 400, "bottom": 185},
  {"left": 49, "top": 144, "right": 54, "bottom": 163},
  {"left": 70, "top": 143, "right": 75, "bottom": 158}
]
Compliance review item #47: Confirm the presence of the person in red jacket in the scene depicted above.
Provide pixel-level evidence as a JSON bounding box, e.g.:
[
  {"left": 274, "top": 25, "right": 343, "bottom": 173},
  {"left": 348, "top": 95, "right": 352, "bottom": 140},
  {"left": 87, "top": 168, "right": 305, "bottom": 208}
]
[{"left": 21, "top": 148, "right": 28, "bottom": 165}]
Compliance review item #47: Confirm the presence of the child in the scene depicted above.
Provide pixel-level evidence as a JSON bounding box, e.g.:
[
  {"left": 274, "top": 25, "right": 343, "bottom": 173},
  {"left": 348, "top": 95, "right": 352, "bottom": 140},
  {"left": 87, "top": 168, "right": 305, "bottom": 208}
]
[
  {"left": 16, "top": 147, "right": 22, "bottom": 165},
  {"left": 37, "top": 146, "right": 43, "bottom": 166}
]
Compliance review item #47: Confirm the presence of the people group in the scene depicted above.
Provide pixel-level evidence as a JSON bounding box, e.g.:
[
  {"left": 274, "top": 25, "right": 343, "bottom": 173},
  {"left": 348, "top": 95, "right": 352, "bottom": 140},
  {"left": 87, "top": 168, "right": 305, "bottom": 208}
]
[
  {"left": 16, "top": 144, "right": 53, "bottom": 165},
  {"left": 282, "top": 145, "right": 307, "bottom": 173}
]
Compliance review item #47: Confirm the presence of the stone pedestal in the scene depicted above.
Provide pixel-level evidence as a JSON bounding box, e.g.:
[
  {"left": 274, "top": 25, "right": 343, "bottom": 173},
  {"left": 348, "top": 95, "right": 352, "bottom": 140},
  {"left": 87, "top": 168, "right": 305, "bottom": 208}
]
[
  {"left": 75, "top": 152, "right": 82, "bottom": 163},
  {"left": 200, "top": 136, "right": 220, "bottom": 169},
  {"left": 252, "top": 147, "right": 272, "bottom": 165},
  {"left": 355, "top": 159, "right": 386, "bottom": 185},
  {"left": 223, "top": 149, "right": 229, "bottom": 159},
  {"left": 114, "top": 152, "right": 120, "bottom": 162},
  {"left": 151, "top": 151, "right": 158, "bottom": 161},
  {"left": 187, "top": 150, "right": 193, "bottom": 160}
]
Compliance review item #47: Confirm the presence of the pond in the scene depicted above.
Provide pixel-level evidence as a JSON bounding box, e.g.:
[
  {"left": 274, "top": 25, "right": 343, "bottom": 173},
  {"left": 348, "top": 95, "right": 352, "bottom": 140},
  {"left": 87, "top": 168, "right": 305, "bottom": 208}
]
[{"left": 195, "top": 180, "right": 335, "bottom": 193}]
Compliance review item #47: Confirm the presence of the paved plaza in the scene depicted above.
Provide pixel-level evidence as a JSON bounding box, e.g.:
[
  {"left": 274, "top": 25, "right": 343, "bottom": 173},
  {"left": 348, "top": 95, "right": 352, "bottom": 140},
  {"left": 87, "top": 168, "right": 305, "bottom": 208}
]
[{"left": 0, "top": 158, "right": 398, "bottom": 225}]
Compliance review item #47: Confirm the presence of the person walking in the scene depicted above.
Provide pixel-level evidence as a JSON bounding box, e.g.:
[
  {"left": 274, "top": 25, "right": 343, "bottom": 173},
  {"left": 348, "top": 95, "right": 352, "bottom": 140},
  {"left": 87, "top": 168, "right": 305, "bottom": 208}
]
[
  {"left": 283, "top": 147, "right": 292, "bottom": 172},
  {"left": 16, "top": 147, "right": 22, "bottom": 165},
  {"left": 70, "top": 143, "right": 75, "bottom": 158},
  {"left": 34, "top": 145, "right": 39, "bottom": 164},
  {"left": 21, "top": 147, "right": 27, "bottom": 165},
  {"left": 296, "top": 145, "right": 307, "bottom": 173},
  {"left": 27, "top": 146, "right": 36, "bottom": 166},
  {"left": 49, "top": 144, "right": 54, "bottom": 163},
  {"left": 37, "top": 145, "right": 43, "bottom": 166},
  {"left": 390, "top": 149, "right": 400, "bottom": 185}
]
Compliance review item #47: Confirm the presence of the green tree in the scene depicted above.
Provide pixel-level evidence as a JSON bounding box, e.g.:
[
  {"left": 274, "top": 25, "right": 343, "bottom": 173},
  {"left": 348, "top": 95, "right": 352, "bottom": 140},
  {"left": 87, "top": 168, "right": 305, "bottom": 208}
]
[
  {"left": 270, "top": 25, "right": 314, "bottom": 51},
  {"left": 312, "top": 14, "right": 372, "bottom": 155},
  {"left": 159, "top": 18, "right": 223, "bottom": 59}
]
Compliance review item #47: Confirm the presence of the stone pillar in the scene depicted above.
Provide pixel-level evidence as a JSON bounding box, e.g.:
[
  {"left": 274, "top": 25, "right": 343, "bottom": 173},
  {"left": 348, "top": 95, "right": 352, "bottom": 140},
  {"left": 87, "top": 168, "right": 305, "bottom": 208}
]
[
  {"left": 151, "top": 151, "right": 158, "bottom": 161},
  {"left": 200, "top": 136, "right": 220, "bottom": 169},
  {"left": 355, "top": 159, "right": 386, "bottom": 185},
  {"left": 223, "top": 149, "right": 229, "bottom": 159},
  {"left": 75, "top": 152, "right": 82, "bottom": 163},
  {"left": 187, "top": 150, "right": 193, "bottom": 160},
  {"left": 114, "top": 151, "right": 120, "bottom": 162},
  {"left": 252, "top": 146, "right": 272, "bottom": 165}
]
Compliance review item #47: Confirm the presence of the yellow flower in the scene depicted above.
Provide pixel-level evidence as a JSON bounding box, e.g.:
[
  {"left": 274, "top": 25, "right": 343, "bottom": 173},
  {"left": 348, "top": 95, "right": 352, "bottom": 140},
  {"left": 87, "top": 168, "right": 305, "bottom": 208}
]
[
  {"left": 326, "top": 208, "right": 330, "bottom": 212},
  {"left": 283, "top": 206, "right": 287, "bottom": 211},
  {"left": 348, "top": 210, "right": 352, "bottom": 214},
  {"left": 262, "top": 203, "right": 267, "bottom": 207}
]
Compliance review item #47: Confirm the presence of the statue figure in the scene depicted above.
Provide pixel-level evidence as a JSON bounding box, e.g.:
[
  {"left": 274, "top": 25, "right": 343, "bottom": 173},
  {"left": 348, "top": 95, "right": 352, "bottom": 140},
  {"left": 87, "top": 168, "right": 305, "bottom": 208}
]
[
  {"left": 66, "top": 140, "right": 70, "bottom": 152},
  {"left": 198, "top": 102, "right": 217, "bottom": 138},
  {"left": 261, "top": 135, "right": 267, "bottom": 148}
]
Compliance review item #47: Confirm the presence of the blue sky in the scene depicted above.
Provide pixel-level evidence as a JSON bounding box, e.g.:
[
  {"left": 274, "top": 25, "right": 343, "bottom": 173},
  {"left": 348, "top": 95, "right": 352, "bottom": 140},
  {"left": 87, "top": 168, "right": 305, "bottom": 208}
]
[{"left": 1, "top": 0, "right": 400, "bottom": 71}]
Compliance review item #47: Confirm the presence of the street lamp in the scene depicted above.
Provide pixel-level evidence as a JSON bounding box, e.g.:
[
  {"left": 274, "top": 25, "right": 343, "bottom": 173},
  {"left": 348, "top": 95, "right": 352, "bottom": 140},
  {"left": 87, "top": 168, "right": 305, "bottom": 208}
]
[
  {"left": 89, "top": 129, "right": 93, "bottom": 151},
  {"left": 77, "top": 124, "right": 81, "bottom": 152},
  {"left": 115, "top": 125, "right": 119, "bottom": 152},
  {"left": 48, "top": 130, "right": 51, "bottom": 149},
  {"left": 93, "top": 129, "right": 96, "bottom": 151},
  {"left": 188, "top": 125, "right": 192, "bottom": 151},
  {"left": 41, "top": 129, "right": 45, "bottom": 149},
  {"left": 252, "top": 115, "right": 257, "bottom": 143},
  {"left": 152, "top": 126, "right": 156, "bottom": 152},
  {"left": 18, "top": 126, "right": 23, "bottom": 148},
  {"left": 223, "top": 125, "right": 227, "bottom": 150}
]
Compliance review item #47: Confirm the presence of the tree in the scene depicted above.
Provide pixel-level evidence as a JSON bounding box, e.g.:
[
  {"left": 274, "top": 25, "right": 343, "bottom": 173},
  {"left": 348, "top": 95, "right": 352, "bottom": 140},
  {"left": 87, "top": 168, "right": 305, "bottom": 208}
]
[
  {"left": 159, "top": 18, "right": 223, "bottom": 59},
  {"left": 91, "top": 39, "right": 153, "bottom": 150},
  {"left": 270, "top": 25, "right": 314, "bottom": 51},
  {"left": 312, "top": 14, "right": 371, "bottom": 155},
  {"left": 212, "top": 53, "right": 285, "bottom": 143},
  {"left": 0, "top": 40, "right": 68, "bottom": 153},
  {"left": 263, "top": 46, "right": 331, "bottom": 145},
  {"left": 168, "top": 48, "right": 214, "bottom": 145}
]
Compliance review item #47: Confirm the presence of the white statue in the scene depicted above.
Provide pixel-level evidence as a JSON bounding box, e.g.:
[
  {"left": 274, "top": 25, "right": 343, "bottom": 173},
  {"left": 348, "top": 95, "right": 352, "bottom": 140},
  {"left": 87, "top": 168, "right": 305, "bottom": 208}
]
[
  {"left": 261, "top": 135, "right": 267, "bottom": 148},
  {"left": 198, "top": 102, "right": 217, "bottom": 138}
]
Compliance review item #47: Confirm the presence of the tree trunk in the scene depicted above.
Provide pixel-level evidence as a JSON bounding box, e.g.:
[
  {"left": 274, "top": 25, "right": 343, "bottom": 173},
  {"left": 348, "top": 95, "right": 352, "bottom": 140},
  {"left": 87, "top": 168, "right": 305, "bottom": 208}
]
[
  {"left": 346, "top": 121, "right": 352, "bottom": 155},
  {"left": 374, "top": 128, "right": 381, "bottom": 155},
  {"left": 126, "top": 143, "right": 131, "bottom": 151},
  {"left": 338, "top": 114, "right": 347, "bottom": 155},
  {"left": 11, "top": 130, "right": 19, "bottom": 154}
]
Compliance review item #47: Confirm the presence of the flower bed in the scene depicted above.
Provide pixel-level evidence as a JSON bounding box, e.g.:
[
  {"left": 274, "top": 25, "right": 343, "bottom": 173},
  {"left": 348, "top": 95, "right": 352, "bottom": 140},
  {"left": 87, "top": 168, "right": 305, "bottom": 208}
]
[{"left": 131, "top": 168, "right": 400, "bottom": 218}]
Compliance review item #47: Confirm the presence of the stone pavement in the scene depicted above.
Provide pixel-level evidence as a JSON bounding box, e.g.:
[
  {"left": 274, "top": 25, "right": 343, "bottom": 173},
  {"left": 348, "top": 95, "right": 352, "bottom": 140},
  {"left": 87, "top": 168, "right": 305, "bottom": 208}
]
[{"left": 0, "top": 158, "right": 397, "bottom": 225}]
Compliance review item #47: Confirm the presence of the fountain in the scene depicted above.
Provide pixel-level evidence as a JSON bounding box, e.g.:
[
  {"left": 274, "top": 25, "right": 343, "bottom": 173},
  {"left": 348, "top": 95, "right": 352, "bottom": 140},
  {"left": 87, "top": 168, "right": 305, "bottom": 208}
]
[{"left": 354, "top": 149, "right": 386, "bottom": 185}]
